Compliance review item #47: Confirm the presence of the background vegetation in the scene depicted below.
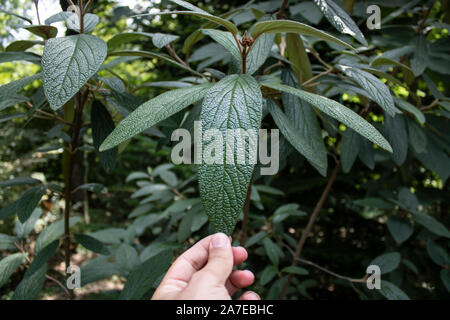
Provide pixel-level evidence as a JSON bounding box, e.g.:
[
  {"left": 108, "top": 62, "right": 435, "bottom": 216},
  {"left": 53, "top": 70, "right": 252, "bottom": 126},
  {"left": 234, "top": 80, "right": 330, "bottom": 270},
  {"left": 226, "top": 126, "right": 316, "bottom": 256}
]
[{"left": 0, "top": 0, "right": 449, "bottom": 300}]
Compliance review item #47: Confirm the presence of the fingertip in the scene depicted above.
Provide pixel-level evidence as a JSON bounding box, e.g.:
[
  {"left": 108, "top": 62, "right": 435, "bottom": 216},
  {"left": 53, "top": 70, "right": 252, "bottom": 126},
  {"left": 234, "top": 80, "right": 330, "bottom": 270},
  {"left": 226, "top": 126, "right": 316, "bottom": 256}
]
[
  {"left": 232, "top": 246, "right": 248, "bottom": 265},
  {"left": 229, "top": 269, "right": 254, "bottom": 288},
  {"left": 239, "top": 291, "right": 260, "bottom": 300}
]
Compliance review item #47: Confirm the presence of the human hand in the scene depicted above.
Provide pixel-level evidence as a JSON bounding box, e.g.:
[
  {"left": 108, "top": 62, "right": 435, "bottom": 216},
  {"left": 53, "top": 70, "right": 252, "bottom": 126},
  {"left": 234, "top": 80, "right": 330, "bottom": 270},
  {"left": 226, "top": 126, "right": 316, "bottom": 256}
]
[{"left": 152, "top": 233, "right": 260, "bottom": 300}]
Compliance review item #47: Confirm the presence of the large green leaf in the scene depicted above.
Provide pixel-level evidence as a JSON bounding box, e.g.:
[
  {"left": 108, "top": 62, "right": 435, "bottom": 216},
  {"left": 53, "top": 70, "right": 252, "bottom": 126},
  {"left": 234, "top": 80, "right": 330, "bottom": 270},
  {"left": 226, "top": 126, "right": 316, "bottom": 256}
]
[
  {"left": 100, "top": 83, "right": 211, "bottom": 151},
  {"left": 0, "top": 52, "right": 41, "bottom": 64},
  {"left": 250, "top": 20, "right": 354, "bottom": 50},
  {"left": 337, "top": 65, "right": 398, "bottom": 117},
  {"left": 262, "top": 82, "right": 392, "bottom": 153},
  {"left": 285, "top": 33, "right": 313, "bottom": 84},
  {"left": 15, "top": 208, "right": 42, "bottom": 239},
  {"left": 198, "top": 75, "right": 262, "bottom": 234},
  {"left": 135, "top": 11, "right": 238, "bottom": 35},
  {"left": 313, "top": 0, "right": 367, "bottom": 46},
  {"left": 42, "top": 35, "right": 107, "bottom": 110},
  {"left": 91, "top": 101, "right": 117, "bottom": 172},
  {"left": 5, "top": 40, "right": 42, "bottom": 52},
  {"left": 411, "top": 35, "right": 428, "bottom": 76},
  {"left": 268, "top": 99, "right": 326, "bottom": 176},
  {"left": 412, "top": 212, "right": 450, "bottom": 238},
  {"left": 0, "top": 253, "right": 26, "bottom": 289},
  {"left": 12, "top": 265, "right": 46, "bottom": 300},
  {"left": 394, "top": 97, "right": 425, "bottom": 124},
  {"left": 201, "top": 29, "right": 241, "bottom": 62},
  {"left": 0, "top": 233, "right": 18, "bottom": 250},
  {"left": 120, "top": 250, "right": 173, "bottom": 300},
  {"left": 427, "top": 240, "right": 449, "bottom": 267}
]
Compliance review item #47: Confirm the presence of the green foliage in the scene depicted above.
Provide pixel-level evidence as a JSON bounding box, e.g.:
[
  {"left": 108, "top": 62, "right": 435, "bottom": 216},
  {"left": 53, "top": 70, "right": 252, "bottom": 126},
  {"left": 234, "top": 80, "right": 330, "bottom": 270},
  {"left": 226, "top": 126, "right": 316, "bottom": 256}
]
[{"left": 0, "top": 0, "right": 449, "bottom": 301}]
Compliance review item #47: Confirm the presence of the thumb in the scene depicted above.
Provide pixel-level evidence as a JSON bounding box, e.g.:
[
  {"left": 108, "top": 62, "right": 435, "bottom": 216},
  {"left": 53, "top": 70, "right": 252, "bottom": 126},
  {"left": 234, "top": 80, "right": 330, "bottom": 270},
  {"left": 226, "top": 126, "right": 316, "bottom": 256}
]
[{"left": 197, "top": 233, "right": 233, "bottom": 286}]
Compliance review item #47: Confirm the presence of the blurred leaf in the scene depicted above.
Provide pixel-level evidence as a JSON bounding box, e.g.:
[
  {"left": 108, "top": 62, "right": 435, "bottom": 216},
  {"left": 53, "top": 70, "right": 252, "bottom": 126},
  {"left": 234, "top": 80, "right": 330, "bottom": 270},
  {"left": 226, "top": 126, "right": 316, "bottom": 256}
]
[
  {"left": 75, "top": 234, "right": 110, "bottom": 255},
  {"left": 387, "top": 217, "right": 414, "bottom": 244},
  {"left": 379, "top": 280, "right": 410, "bottom": 300},
  {"left": 260, "top": 265, "right": 278, "bottom": 285},
  {"left": 427, "top": 240, "right": 449, "bottom": 267},
  {"left": 369, "top": 252, "right": 401, "bottom": 274},
  {"left": 0, "top": 253, "right": 26, "bottom": 289}
]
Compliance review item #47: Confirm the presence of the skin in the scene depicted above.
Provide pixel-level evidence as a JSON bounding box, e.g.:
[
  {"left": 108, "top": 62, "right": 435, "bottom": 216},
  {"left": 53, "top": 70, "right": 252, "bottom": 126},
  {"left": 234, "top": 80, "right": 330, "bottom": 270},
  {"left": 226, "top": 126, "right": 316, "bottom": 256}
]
[{"left": 152, "top": 233, "right": 260, "bottom": 300}]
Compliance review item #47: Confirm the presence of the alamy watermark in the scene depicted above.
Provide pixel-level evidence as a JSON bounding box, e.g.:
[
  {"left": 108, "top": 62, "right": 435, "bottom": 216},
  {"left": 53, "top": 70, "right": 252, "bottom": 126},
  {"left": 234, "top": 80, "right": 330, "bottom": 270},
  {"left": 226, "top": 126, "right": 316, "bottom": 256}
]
[{"left": 170, "top": 121, "right": 280, "bottom": 176}]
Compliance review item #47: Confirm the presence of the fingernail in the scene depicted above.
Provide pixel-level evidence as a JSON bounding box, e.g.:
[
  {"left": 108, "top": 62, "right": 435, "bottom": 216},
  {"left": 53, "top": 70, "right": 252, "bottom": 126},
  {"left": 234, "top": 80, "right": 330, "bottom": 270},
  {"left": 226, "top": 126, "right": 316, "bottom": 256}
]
[
  {"left": 246, "top": 292, "right": 260, "bottom": 300},
  {"left": 211, "top": 233, "right": 229, "bottom": 248}
]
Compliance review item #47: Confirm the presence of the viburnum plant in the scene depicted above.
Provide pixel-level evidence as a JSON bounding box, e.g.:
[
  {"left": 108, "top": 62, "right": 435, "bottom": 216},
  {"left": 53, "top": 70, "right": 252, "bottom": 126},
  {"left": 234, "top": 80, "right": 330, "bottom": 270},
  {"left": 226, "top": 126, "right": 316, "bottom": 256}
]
[{"left": 0, "top": 0, "right": 449, "bottom": 300}]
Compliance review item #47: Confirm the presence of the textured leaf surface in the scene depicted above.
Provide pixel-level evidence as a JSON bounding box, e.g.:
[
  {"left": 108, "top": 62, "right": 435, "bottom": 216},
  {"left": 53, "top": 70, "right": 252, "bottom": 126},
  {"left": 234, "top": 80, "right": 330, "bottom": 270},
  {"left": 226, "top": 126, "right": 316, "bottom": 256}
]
[
  {"left": 198, "top": 75, "right": 262, "bottom": 234},
  {"left": 263, "top": 82, "right": 392, "bottom": 152},
  {"left": 12, "top": 265, "right": 46, "bottom": 300},
  {"left": 75, "top": 234, "right": 110, "bottom": 255},
  {"left": 369, "top": 252, "right": 401, "bottom": 274},
  {"left": 251, "top": 20, "right": 354, "bottom": 50},
  {"left": 268, "top": 99, "right": 326, "bottom": 176},
  {"left": 17, "top": 186, "right": 46, "bottom": 223},
  {"left": 66, "top": 13, "right": 99, "bottom": 33},
  {"left": 0, "top": 74, "right": 41, "bottom": 101},
  {"left": 120, "top": 250, "right": 173, "bottom": 300},
  {"left": 0, "top": 253, "right": 26, "bottom": 289},
  {"left": 91, "top": 101, "right": 117, "bottom": 172},
  {"left": 100, "top": 83, "right": 211, "bottom": 151},
  {"left": 35, "top": 217, "right": 81, "bottom": 253},
  {"left": 313, "top": 0, "right": 367, "bottom": 46},
  {"left": 337, "top": 65, "right": 398, "bottom": 117},
  {"left": 42, "top": 35, "right": 107, "bottom": 110}
]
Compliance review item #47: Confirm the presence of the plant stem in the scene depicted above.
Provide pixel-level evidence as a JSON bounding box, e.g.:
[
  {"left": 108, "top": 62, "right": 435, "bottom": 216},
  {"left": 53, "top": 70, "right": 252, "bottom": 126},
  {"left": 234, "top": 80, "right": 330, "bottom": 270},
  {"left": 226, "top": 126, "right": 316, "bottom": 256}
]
[
  {"left": 279, "top": 161, "right": 341, "bottom": 299},
  {"left": 276, "top": 0, "right": 289, "bottom": 19},
  {"left": 301, "top": 67, "right": 334, "bottom": 87},
  {"left": 34, "top": 0, "right": 41, "bottom": 24},
  {"left": 79, "top": 0, "right": 84, "bottom": 33},
  {"left": 417, "top": 1, "right": 435, "bottom": 32},
  {"left": 63, "top": 91, "right": 86, "bottom": 300}
]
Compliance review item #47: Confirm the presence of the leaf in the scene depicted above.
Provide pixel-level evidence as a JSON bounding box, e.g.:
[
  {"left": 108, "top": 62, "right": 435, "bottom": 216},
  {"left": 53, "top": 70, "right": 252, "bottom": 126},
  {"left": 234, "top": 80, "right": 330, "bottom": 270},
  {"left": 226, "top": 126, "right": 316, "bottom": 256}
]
[
  {"left": 66, "top": 13, "right": 99, "bottom": 33},
  {"left": 0, "top": 8, "right": 33, "bottom": 24},
  {"left": 5, "top": 40, "right": 43, "bottom": 52},
  {"left": 201, "top": 29, "right": 241, "bottom": 62},
  {"left": 387, "top": 217, "right": 414, "bottom": 244},
  {"left": 75, "top": 234, "right": 110, "bottom": 255},
  {"left": 394, "top": 97, "right": 425, "bottom": 124},
  {"left": 407, "top": 118, "right": 427, "bottom": 154},
  {"left": 441, "top": 269, "right": 450, "bottom": 292},
  {"left": 198, "top": 75, "right": 262, "bottom": 234},
  {"left": 250, "top": 20, "right": 354, "bottom": 50},
  {"left": 25, "top": 241, "right": 58, "bottom": 277},
  {"left": 17, "top": 186, "right": 46, "bottom": 223},
  {"left": 415, "top": 133, "right": 450, "bottom": 184},
  {"left": 100, "top": 83, "right": 211, "bottom": 151},
  {"left": 341, "top": 128, "right": 361, "bottom": 173},
  {"left": 0, "top": 253, "right": 26, "bottom": 289},
  {"left": 126, "top": 172, "right": 149, "bottom": 183},
  {"left": 73, "top": 183, "right": 106, "bottom": 193},
  {"left": 262, "top": 82, "right": 392, "bottom": 152},
  {"left": 245, "top": 231, "right": 267, "bottom": 248},
  {"left": 246, "top": 24, "right": 275, "bottom": 75},
  {"left": 313, "top": 0, "right": 367, "bottom": 46},
  {"left": 268, "top": 99, "right": 326, "bottom": 176},
  {"left": 382, "top": 113, "right": 408, "bottom": 165},
  {"left": 42, "top": 35, "right": 107, "bottom": 111},
  {"left": 0, "top": 74, "right": 41, "bottom": 101},
  {"left": 285, "top": 34, "right": 313, "bottom": 84},
  {"left": 411, "top": 35, "right": 428, "bottom": 76},
  {"left": 135, "top": 11, "right": 238, "bottom": 35},
  {"left": 358, "top": 138, "right": 374, "bottom": 170},
  {"left": 151, "top": 33, "right": 180, "bottom": 49},
  {"left": 44, "top": 11, "right": 73, "bottom": 25},
  {"left": 0, "top": 177, "right": 41, "bottom": 188},
  {"left": 80, "top": 256, "right": 121, "bottom": 286},
  {"left": 160, "top": 171, "right": 178, "bottom": 187},
  {"left": 337, "top": 65, "right": 398, "bottom": 117},
  {"left": 263, "top": 238, "right": 282, "bottom": 267},
  {"left": 379, "top": 280, "right": 410, "bottom": 300},
  {"left": 0, "top": 233, "right": 18, "bottom": 250},
  {"left": 427, "top": 240, "right": 449, "bottom": 267},
  {"left": 169, "top": 0, "right": 209, "bottom": 13},
  {"left": 369, "top": 252, "right": 401, "bottom": 274},
  {"left": 22, "top": 25, "right": 58, "bottom": 39},
  {"left": 15, "top": 208, "right": 42, "bottom": 239},
  {"left": 412, "top": 212, "right": 450, "bottom": 238},
  {"left": 120, "top": 250, "right": 173, "bottom": 300},
  {"left": 91, "top": 101, "right": 117, "bottom": 172},
  {"left": 282, "top": 266, "right": 309, "bottom": 276},
  {"left": 12, "top": 264, "right": 47, "bottom": 300},
  {"left": 35, "top": 217, "right": 81, "bottom": 253},
  {"left": 0, "top": 52, "right": 41, "bottom": 64},
  {"left": 260, "top": 265, "right": 278, "bottom": 285},
  {"left": 289, "top": 2, "right": 323, "bottom": 25},
  {"left": 370, "top": 57, "right": 412, "bottom": 71}
]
